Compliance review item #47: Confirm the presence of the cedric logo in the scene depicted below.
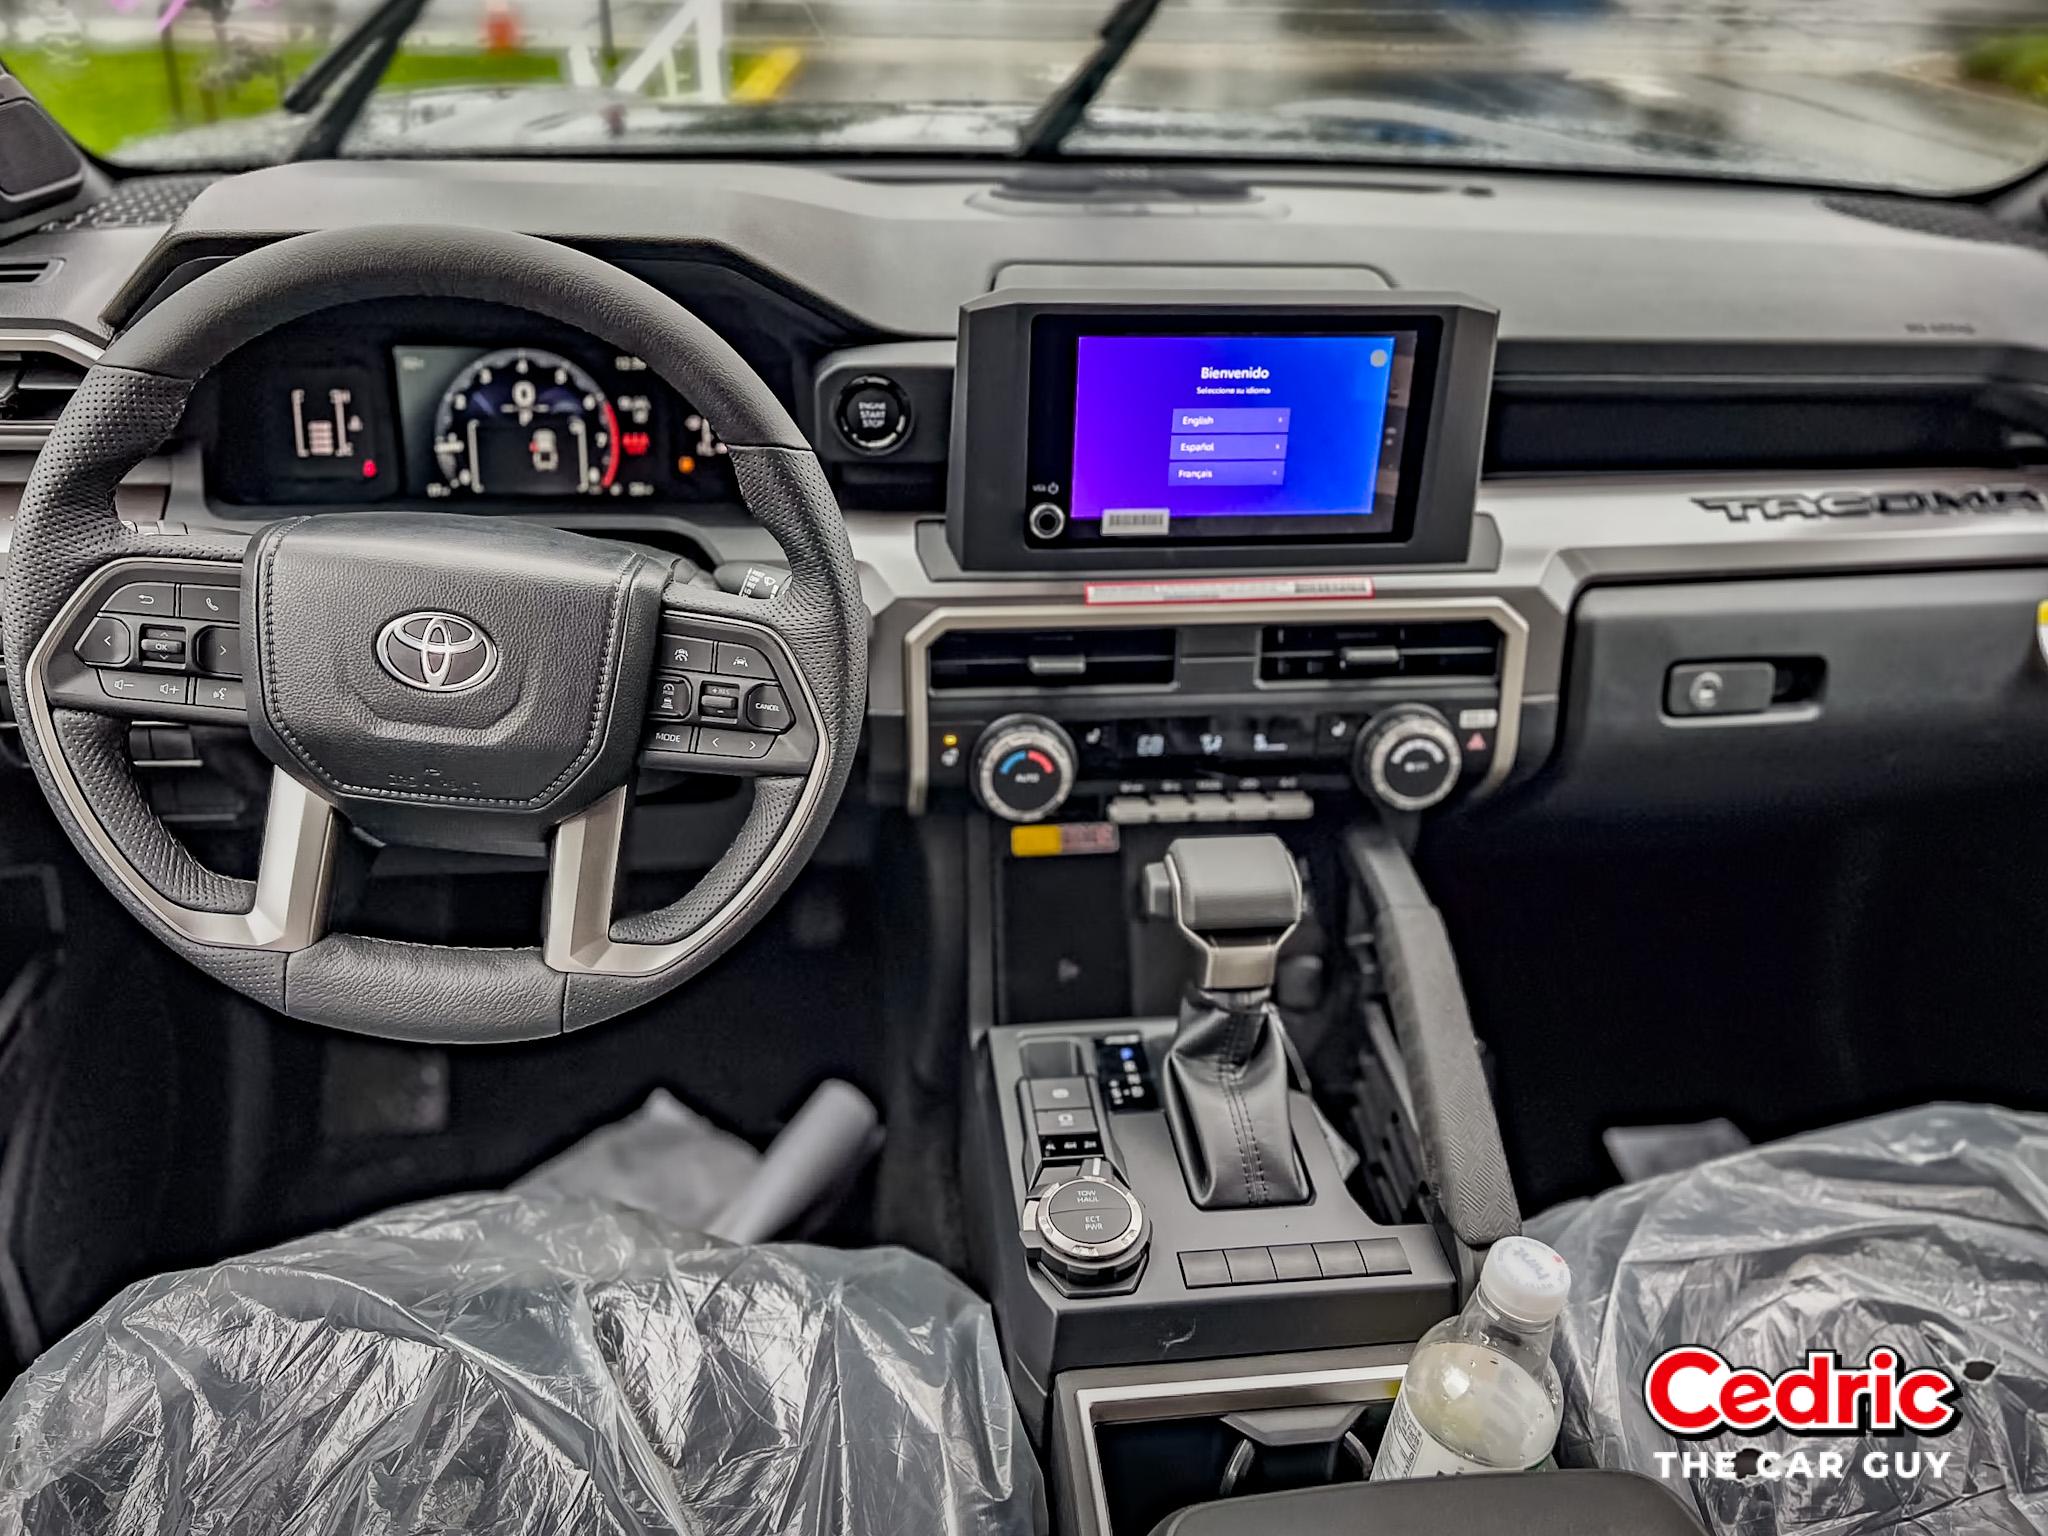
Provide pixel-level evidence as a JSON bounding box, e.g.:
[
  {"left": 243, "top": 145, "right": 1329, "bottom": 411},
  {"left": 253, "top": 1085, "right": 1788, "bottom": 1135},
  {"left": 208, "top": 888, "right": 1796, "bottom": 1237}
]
[
  {"left": 1645, "top": 1346, "right": 1961, "bottom": 1439},
  {"left": 1695, "top": 485, "right": 2048, "bottom": 523}
]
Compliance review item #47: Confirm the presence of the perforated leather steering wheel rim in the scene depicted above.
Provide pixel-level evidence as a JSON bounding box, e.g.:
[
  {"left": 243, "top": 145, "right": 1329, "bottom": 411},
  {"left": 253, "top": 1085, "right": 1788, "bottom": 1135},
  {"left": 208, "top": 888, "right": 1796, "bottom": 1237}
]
[{"left": 2, "top": 226, "right": 867, "bottom": 1043}]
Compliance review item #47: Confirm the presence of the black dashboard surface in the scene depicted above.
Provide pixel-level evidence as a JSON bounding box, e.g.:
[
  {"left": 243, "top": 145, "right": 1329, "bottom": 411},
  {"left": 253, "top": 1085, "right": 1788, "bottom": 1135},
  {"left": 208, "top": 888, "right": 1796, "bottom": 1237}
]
[{"left": 9, "top": 155, "right": 2048, "bottom": 826}]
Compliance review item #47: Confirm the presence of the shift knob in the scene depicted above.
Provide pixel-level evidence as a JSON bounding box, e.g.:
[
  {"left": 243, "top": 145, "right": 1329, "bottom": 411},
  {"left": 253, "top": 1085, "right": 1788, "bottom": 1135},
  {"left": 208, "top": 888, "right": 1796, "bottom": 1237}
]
[{"left": 1142, "top": 834, "right": 1303, "bottom": 991}]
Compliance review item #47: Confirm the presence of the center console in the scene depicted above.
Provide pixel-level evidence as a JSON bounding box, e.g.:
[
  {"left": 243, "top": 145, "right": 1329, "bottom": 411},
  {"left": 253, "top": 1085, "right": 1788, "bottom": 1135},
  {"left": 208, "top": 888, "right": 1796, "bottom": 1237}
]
[{"left": 940, "top": 287, "right": 1559, "bottom": 1536}]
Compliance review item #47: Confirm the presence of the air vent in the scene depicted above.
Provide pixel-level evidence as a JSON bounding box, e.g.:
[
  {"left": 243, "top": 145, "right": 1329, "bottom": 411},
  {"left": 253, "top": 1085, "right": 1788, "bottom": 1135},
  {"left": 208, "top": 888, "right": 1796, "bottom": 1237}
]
[
  {"left": 0, "top": 259, "right": 54, "bottom": 285},
  {"left": 1260, "top": 621, "right": 1500, "bottom": 684},
  {"left": 0, "top": 351, "right": 85, "bottom": 428},
  {"left": 930, "top": 627, "right": 1177, "bottom": 691}
]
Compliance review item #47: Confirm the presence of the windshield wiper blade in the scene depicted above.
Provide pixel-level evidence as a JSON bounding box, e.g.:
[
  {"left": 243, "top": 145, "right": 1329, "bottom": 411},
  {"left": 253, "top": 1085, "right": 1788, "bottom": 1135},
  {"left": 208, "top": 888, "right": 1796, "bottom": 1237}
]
[
  {"left": 282, "top": 0, "right": 433, "bottom": 159},
  {"left": 1017, "top": 0, "right": 1169, "bottom": 157}
]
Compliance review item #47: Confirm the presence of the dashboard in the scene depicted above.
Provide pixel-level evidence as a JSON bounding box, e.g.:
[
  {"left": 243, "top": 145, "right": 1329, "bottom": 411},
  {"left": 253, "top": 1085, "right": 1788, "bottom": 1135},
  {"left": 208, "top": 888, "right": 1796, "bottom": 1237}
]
[
  {"left": 10, "top": 156, "right": 2048, "bottom": 842},
  {"left": 206, "top": 303, "right": 734, "bottom": 509}
]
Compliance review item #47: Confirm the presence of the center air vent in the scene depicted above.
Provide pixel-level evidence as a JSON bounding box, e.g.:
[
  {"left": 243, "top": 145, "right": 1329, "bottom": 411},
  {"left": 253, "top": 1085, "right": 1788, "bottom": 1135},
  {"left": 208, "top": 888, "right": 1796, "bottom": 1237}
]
[
  {"left": 930, "top": 627, "right": 1177, "bottom": 691},
  {"left": 1260, "top": 621, "right": 1501, "bottom": 684},
  {"left": 0, "top": 350, "right": 85, "bottom": 429}
]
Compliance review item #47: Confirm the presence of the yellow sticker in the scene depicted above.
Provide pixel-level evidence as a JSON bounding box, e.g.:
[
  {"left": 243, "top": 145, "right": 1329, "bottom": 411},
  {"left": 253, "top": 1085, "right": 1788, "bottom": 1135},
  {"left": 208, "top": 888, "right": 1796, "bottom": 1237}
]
[
  {"left": 1010, "top": 825, "right": 1064, "bottom": 858},
  {"left": 1009, "top": 823, "right": 1120, "bottom": 859}
]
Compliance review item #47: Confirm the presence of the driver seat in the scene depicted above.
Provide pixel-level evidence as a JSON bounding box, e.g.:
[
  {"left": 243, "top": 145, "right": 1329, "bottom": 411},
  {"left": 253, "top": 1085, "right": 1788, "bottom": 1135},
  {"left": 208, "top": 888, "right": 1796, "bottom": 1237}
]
[{"left": 0, "top": 1193, "right": 1040, "bottom": 1536}]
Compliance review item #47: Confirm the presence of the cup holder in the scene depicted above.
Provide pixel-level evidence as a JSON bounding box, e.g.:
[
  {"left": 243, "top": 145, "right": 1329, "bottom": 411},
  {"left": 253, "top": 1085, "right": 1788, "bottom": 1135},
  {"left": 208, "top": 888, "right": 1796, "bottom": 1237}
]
[
  {"left": 1072, "top": 1362, "right": 1405, "bottom": 1536},
  {"left": 1216, "top": 1405, "right": 1372, "bottom": 1496}
]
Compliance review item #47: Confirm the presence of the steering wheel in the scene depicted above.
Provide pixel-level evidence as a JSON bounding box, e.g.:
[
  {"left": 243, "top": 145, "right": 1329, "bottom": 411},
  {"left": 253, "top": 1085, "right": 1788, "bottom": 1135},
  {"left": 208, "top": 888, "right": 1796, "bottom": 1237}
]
[{"left": 2, "top": 226, "right": 866, "bottom": 1043}]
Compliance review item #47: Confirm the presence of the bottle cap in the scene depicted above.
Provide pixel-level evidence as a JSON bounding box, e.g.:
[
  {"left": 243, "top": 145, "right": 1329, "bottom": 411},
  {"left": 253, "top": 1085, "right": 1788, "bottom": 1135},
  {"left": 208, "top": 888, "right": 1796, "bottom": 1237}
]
[{"left": 1479, "top": 1235, "right": 1571, "bottom": 1327}]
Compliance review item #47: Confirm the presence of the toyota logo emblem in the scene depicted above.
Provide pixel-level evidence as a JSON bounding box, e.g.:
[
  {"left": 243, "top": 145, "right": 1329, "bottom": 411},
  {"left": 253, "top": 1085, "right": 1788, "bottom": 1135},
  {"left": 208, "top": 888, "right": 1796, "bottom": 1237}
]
[{"left": 377, "top": 611, "right": 499, "bottom": 693}]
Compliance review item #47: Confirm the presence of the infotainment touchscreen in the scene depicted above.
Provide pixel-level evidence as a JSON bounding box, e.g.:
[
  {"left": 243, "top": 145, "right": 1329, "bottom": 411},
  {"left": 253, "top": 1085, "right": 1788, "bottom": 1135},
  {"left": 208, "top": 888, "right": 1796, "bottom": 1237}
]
[
  {"left": 1021, "top": 315, "right": 1441, "bottom": 547},
  {"left": 1068, "top": 332, "right": 1409, "bottom": 541},
  {"left": 949, "top": 292, "right": 1493, "bottom": 572}
]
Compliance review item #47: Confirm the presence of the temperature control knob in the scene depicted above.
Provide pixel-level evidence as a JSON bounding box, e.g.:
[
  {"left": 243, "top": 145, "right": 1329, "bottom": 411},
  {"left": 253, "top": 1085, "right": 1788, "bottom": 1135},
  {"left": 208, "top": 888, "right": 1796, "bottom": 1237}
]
[
  {"left": 974, "top": 715, "right": 1077, "bottom": 822},
  {"left": 1355, "top": 705, "right": 1463, "bottom": 813}
]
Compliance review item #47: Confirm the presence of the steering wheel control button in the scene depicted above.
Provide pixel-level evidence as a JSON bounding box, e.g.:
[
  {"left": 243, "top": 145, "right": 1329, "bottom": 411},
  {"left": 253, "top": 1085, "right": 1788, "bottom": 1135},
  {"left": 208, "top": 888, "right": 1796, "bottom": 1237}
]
[
  {"left": 714, "top": 642, "right": 771, "bottom": 680},
  {"left": 697, "top": 682, "right": 742, "bottom": 722},
  {"left": 647, "top": 725, "right": 695, "bottom": 756},
  {"left": 177, "top": 586, "right": 237, "bottom": 622},
  {"left": 743, "top": 684, "right": 790, "bottom": 732},
  {"left": 657, "top": 633, "right": 713, "bottom": 674},
  {"left": 194, "top": 679, "right": 246, "bottom": 712},
  {"left": 698, "top": 727, "right": 773, "bottom": 759},
  {"left": 195, "top": 627, "right": 242, "bottom": 678},
  {"left": 139, "top": 627, "right": 188, "bottom": 665},
  {"left": 651, "top": 677, "right": 694, "bottom": 718},
  {"left": 74, "top": 615, "right": 133, "bottom": 668},
  {"left": 104, "top": 581, "right": 176, "bottom": 616},
  {"left": 100, "top": 670, "right": 189, "bottom": 706},
  {"left": 1666, "top": 660, "right": 1775, "bottom": 718},
  {"left": 835, "top": 375, "right": 913, "bottom": 455}
]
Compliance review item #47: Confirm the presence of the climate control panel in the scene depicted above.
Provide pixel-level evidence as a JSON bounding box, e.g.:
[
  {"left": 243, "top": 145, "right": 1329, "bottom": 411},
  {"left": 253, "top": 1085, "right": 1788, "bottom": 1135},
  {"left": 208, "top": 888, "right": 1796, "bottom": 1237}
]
[
  {"left": 940, "top": 699, "right": 1502, "bottom": 824},
  {"left": 910, "top": 603, "right": 1523, "bottom": 821}
]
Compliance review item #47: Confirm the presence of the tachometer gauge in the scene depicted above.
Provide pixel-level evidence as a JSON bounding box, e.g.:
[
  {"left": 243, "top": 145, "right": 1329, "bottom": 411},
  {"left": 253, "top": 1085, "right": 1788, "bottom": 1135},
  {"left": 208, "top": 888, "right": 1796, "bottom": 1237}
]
[{"left": 432, "top": 348, "right": 621, "bottom": 496}]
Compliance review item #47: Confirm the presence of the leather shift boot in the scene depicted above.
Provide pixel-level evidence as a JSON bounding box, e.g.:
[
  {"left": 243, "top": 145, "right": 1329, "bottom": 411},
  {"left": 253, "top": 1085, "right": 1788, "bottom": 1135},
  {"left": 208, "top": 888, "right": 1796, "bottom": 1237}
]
[{"left": 1163, "top": 984, "right": 1310, "bottom": 1208}]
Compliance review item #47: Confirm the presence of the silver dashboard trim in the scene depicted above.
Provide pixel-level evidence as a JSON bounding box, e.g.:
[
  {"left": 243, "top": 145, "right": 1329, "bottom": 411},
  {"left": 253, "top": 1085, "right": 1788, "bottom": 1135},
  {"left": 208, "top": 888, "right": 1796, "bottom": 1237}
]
[
  {"left": 23, "top": 557, "right": 338, "bottom": 950},
  {"left": 901, "top": 596, "right": 1530, "bottom": 814},
  {"left": 542, "top": 610, "right": 833, "bottom": 977}
]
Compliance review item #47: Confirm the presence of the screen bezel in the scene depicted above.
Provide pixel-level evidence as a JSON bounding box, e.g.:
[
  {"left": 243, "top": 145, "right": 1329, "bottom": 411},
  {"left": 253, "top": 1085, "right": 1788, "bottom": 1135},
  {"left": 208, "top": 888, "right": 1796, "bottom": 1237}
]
[
  {"left": 1024, "top": 313, "right": 1444, "bottom": 548},
  {"left": 945, "top": 290, "right": 1497, "bottom": 575}
]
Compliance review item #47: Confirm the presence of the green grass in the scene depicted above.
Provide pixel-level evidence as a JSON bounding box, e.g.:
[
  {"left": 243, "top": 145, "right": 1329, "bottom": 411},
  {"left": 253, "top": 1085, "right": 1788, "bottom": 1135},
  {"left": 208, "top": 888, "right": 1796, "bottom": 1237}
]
[
  {"left": 1962, "top": 34, "right": 2048, "bottom": 102},
  {"left": 4, "top": 42, "right": 562, "bottom": 159}
]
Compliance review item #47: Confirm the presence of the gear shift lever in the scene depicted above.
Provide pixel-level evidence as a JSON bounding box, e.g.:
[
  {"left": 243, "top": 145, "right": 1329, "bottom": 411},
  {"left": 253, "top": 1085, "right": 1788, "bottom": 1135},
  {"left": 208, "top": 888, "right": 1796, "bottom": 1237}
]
[{"left": 1143, "top": 835, "right": 1311, "bottom": 1209}]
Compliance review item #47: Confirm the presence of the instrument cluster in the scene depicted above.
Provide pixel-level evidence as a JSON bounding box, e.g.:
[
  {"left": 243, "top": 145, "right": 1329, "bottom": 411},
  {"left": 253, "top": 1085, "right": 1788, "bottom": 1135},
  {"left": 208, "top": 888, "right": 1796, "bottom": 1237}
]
[{"left": 208, "top": 316, "right": 735, "bottom": 509}]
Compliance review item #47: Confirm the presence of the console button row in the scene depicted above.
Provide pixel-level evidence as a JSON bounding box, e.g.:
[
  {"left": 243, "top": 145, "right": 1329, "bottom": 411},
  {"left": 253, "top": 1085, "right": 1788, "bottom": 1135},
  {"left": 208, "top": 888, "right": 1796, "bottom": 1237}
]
[
  {"left": 99, "top": 671, "right": 246, "bottom": 711},
  {"left": 1178, "top": 1238, "right": 1410, "bottom": 1289},
  {"left": 649, "top": 677, "right": 790, "bottom": 733},
  {"left": 645, "top": 724, "right": 775, "bottom": 760},
  {"left": 657, "top": 632, "right": 773, "bottom": 681},
  {"left": 1107, "top": 791, "right": 1313, "bottom": 826},
  {"left": 104, "top": 581, "right": 238, "bottom": 622}
]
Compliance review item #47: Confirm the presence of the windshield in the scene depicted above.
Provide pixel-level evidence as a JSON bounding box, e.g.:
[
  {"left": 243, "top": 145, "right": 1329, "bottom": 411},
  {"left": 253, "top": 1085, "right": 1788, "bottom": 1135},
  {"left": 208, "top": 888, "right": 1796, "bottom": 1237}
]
[{"left": 8, "top": 0, "right": 2048, "bottom": 192}]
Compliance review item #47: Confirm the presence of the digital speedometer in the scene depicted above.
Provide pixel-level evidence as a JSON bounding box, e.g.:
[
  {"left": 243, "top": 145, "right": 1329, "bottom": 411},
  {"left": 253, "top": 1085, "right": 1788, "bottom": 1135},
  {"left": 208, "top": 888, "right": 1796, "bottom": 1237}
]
[{"left": 431, "top": 348, "right": 620, "bottom": 497}]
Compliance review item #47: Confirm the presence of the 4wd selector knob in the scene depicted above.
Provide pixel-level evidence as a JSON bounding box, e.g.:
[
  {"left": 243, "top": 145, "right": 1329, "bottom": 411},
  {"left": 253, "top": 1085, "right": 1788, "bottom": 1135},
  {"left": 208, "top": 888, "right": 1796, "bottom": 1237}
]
[
  {"left": 1355, "top": 705, "right": 1463, "bottom": 812},
  {"left": 974, "top": 715, "right": 1077, "bottom": 822}
]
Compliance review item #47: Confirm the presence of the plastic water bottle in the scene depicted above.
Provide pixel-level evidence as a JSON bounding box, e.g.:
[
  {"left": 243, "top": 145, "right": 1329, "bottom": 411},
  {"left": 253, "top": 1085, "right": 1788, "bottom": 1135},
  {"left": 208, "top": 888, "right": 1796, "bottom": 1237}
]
[{"left": 1372, "top": 1235, "right": 1571, "bottom": 1479}]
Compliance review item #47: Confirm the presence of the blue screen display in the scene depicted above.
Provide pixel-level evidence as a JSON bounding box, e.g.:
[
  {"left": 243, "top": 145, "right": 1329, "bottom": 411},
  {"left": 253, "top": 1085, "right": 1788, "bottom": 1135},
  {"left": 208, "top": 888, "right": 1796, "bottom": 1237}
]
[{"left": 1068, "top": 333, "right": 1398, "bottom": 534}]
